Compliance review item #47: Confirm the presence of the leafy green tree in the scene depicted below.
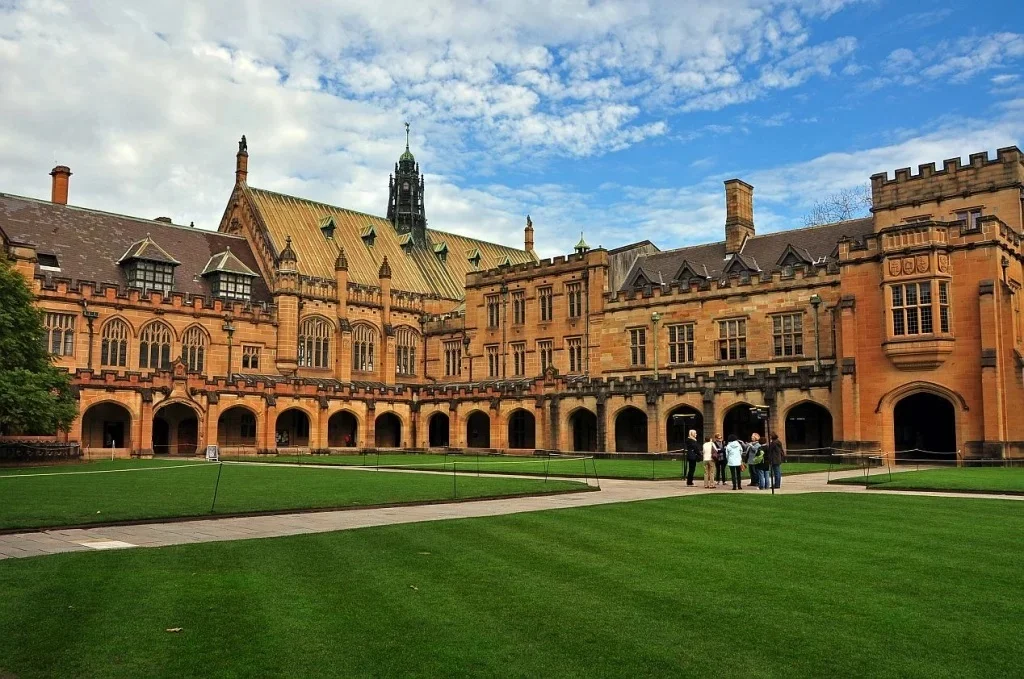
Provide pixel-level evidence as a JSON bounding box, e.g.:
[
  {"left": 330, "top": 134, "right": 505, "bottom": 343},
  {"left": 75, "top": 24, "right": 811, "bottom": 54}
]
[{"left": 0, "top": 255, "right": 77, "bottom": 435}]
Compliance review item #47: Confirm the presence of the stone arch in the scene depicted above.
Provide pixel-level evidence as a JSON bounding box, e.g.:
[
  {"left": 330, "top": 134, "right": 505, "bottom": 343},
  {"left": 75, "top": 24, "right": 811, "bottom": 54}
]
[
  {"left": 428, "top": 411, "right": 450, "bottom": 448},
  {"left": 507, "top": 409, "right": 536, "bottom": 449},
  {"left": 614, "top": 406, "right": 648, "bottom": 453},
  {"left": 723, "top": 402, "right": 765, "bottom": 442},
  {"left": 328, "top": 410, "right": 360, "bottom": 447},
  {"left": 783, "top": 401, "right": 833, "bottom": 452},
  {"left": 153, "top": 400, "right": 202, "bottom": 456},
  {"left": 217, "top": 404, "right": 259, "bottom": 448},
  {"left": 568, "top": 407, "right": 598, "bottom": 452},
  {"left": 466, "top": 410, "right": 491, "bottom": 449},
  {"left": 893, "top": 392, "right": 957, "bottom": 459},
  {"left": 374, "top": 412, "right": 402, "bottom": 448},
  {"left": 276, "top": 407, "right": 312, "bottom": 448},
  {"left": 876, "top": 381, "right": 965, "bottom": 459},
  {"left": 666, "top": 404, "right": 704, "bottom": 452},
  {"left": 81, "top": 401, "right": 133, "bottom": 451}
]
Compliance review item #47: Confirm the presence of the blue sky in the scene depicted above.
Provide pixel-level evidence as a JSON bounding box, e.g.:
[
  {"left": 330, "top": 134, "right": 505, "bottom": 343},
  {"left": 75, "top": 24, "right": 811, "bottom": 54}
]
[{"left": 1, "top": 0, "right": 1022, "bottom": 257}]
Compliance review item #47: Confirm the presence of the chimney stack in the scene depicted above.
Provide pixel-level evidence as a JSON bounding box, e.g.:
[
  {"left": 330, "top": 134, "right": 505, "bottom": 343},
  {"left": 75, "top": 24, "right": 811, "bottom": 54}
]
[
  {"left": 50, "top": 165, "right": 72, "bottom": 205},
  {"left": 724, "top": 179, "right": 754, "bottom": 254},
  {"left": 235, "top": 135, "right": 248, "bottom": 185},
  {"left": 524, "top": 215, "right": 535, "bottom": 254}
]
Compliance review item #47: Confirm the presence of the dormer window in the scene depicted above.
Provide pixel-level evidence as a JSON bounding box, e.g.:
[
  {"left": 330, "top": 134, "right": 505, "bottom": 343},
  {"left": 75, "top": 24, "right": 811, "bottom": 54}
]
[
  {"left": 433, "top": 241, "right": 448, "bottom": 263},
  {"left": 399, "top": 233, "right": 414, "bottom": 251},
  {"left": 467, "top": 248, "right": 482, "bottom": 269},
  {"left": 202, "top": 248, "right": 258, "bottom": 302},
  {"left": 118, "top": 236, "right": 179, "bottom": 295},
  {"left": 37, "top": 253, "right": 61, "bottom": 272},
  {"left": 320, "top": 216, "right": 337, "bottom": 239},
  {"left": 361, "top": 224, "right": 377, "bottom": 247}
]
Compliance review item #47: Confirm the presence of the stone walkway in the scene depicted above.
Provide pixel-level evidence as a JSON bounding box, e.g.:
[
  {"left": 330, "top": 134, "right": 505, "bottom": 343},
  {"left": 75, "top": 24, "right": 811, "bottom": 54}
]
[{"left": 1, "top": 467, "right": 1020, "bottom": 560}]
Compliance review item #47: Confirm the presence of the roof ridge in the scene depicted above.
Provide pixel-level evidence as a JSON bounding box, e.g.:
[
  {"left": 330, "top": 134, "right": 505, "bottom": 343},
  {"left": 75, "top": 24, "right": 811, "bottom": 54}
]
[
  {"left": 426, "top": 227, "right": 529, "bottom": 255},
  {"left": 246, "top": 185, "right": 389, "bottom": 222},
  {"left": 0, "top": 192, "right": 246, "bottom": 239}
]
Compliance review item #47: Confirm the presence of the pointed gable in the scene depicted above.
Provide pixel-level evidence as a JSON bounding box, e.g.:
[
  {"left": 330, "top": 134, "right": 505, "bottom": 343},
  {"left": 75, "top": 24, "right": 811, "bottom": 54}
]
[
  {"left": 202, "top": 248, "right": 258, "bottom": 277},
  {"left": 118, "top": 236, "right": 180, "bottom": 265},
  {"left": 673, "top": 259, "right": 707, "bottom": 282},
  {"left": 723, "top": 253, "right": 759, "bottom": 275},
  {"left": 776, "top": 244, "right": 813, "bottom": 268}
]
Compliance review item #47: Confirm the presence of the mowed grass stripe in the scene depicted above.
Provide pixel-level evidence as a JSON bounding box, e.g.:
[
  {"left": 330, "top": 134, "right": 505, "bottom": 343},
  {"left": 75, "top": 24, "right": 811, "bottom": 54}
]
[
  {"left": 0, "top": 460, "right": 584, "bottom": 530},
  {"left": 832, "top": 467, "right": 1024, "bottom": 493},
  {"left": 1, "top": 493, "right": 1021, "bottom": 678}
]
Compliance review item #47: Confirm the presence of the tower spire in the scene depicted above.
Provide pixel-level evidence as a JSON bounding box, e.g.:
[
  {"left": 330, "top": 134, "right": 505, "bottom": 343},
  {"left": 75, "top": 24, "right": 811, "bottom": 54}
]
[
  {"left": 405, "top": 121, "right": 410, "bottom": 152},
  {"left": 388, "top": 122, "right": 426, "bottom": 244}
]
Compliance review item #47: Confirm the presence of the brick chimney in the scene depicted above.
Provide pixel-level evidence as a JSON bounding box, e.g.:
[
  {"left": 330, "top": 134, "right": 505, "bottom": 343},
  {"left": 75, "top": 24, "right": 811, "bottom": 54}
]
[
  {"left": 50, "top": 166, "right": 72, "bottom": 205},
  {"left": 724, "top": 179, "right": 754, "bottom": 254},
  {"left": 524, "top": 215, "right": 535, "bottom": 254}
]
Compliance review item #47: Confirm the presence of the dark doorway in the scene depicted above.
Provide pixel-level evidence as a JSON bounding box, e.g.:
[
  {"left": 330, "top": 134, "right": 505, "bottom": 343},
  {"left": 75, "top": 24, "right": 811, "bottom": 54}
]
[
  {"left": 218, "top": 407, "right": 257, "bottom": 447},
  {"left": 894, "top": 392, "right": 956, "bottom": 459},
  {"left": 723, "top": 403, "right": 765, "bottom": 442},
  {"left": 466, "top": 411, "right": 490, "bottom": 448},
  {"left": 375, "top": 413, "right": 402, "bottom": 448},
  {"left": 507, "top": 410, "right": 536, "bottom": 449},
  {"left": 153, "top": 418, "right": 170, "bottom": 455},
  {"left": 570, "top": 409, "right": 598, "bottom": 452},
  {"left": 276, "top": 409, "right": 311, "bottom": 448},
  {"left": 428, "top": 413, "right": 450, "bottom": 447},
  {"left": 154, "top": 403, "right": 199, "bottom": 456},
  {"left": 82, "top": 402, "right": 133, "bottom": 451},
  {"left": 615, "top": 407, "right": 648, "bottom": 453},
  {"left": 666, "top": 405, "right": 704, "bottom": 453},
  {"left": 328, "top": 411, "right": 359, "bottom": 447},
  {"left": 785, "top": 402, "right": 833, "bottom": 452}
]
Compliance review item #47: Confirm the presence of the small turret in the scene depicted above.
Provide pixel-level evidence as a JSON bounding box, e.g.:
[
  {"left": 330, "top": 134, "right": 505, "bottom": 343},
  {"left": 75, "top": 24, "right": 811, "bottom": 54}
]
[
  {"left": 378, "top": 255, "right": 392, "bottom": 279},
  {"left": 334, "top": 246, "right": 349, "bottom": 271},
  {"left": 278, "top": 236, "right": 298, "bottom": 269},
  {"left": 525, "top": 215, "right": 535, "bottom": 254},
  {"left": 235, "top": 135, "right": 249, "bottom": 185}
]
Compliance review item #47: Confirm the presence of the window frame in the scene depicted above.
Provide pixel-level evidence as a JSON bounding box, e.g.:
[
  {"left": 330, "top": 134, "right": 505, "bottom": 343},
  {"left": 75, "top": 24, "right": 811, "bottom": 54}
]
[
  {"left": 629, "top": 327, "right": 647, "bottom": 366},
  {"left": 44, "top": 312, "right": 76, "bottom": 357},
  {"left": 717, "top": 318, "right": 747, "bottom": 361},
  {"left": 771, "top": 312, "right": 804, "bottom": 358},
  {"left": 667, "top": 323, "right": 695, "bottom": 364},
  {"left": 538, "top": 286, "right": 553, "bottom": 322}
]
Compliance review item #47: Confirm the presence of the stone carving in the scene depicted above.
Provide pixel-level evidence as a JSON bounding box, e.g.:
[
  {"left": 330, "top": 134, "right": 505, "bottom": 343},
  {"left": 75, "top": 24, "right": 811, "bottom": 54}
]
[
  {"left": 888, "top": 259, "right": 902, "bottom": 277},
  {"left": 937, "top": 254, "right": 950, "bottom": 273},
  {"left": 901, "top": 258, "right": 915, "bottom": 276},
  {"left": 915, "top": 255, "right": 930, "bottom": 273}
]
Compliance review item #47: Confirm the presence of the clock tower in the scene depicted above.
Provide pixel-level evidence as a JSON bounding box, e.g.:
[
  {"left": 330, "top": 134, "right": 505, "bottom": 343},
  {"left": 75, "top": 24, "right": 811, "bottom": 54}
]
[{"left": 386, "top": 122, "right": 427, "bottom": 244}]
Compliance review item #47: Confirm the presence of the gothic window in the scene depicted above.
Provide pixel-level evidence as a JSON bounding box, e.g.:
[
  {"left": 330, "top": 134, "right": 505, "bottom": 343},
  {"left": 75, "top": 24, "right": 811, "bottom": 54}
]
[
  {"left": 718, "top": 319, "right": 747, "bottom": 361},
  {"left": 537, "top": 340, "right": 553, "bottom": 373},
  {"left": 443, "top": 340, "right": 462, "bottom": 377},
  {"left": 567, "top": 282, "right": 583, "bottom": 318},
  {"left": 668, "top": 323, "right": 695, "bottom": 364},
  {"left": 772, "top": 313, "right": 803, "bottom": 357},
  {"left": 512, "top": 291, "right": 526, "bottom": 325},
  {"left": 396, "top": 326, "right": 418, "bottom": 376},
  {"left": 539, "top": 286, "right": 553, "bottom": 322},
  {"left": 352, "top": 323, "right": 377, "bottom": 373},
  {"left": 139, "top": 321, "right": 173, "bottom": 370},
  {"left": 485, "top": 345, "right": 499, "bottom": 378},
  {"left": 511, "top": 342, "right": 526, "bottom": 376},
  {"left": 567, "top": 337, "right": 583, "bottom": 373},
  {"left": 101, "top": 318, "right": 130, "bottom": 367},
  {"left": 486, "top": 294, "right": 500, "bottom": 328},
  {"left": 181, "top": 326, "right": 208, "bottom": 373},
  {"left": 44, "top": 312, "right": 75, "bottom": 357},
  {"left": 242, "top": 345, "right": 261, "bottom": 371},
  {"left": 629, "top": 328, "right": 647, "bottom": 366},
  {"left": 299, "top": 317, "right": 333, "bottom": 369}
]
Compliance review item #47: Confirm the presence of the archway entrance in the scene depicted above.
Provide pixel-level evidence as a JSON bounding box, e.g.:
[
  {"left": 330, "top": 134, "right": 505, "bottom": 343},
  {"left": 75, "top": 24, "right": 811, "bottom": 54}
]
[
  {"left": 82, "top": 402, "right": 132, "bottom": 451},
  {"left": 154, "top": 402, "right": 199, "bottom": 456},
  {"left": 894, "top": 392, "right": 956, "bottom": 459},
  {"left": 428, "top": 413, "right": 450, "bottom": 448},
  {"left": 276, "top": 409, "right": 310, "bottom": 448},
  {"left": 375, "top": 413, "right": 402, "bottom": 448},
  {"left": 507, "top": 410, "right": 536, "bottom": 449},
  {"left": 217, "top": 406, "right": 257, "bottom": 448},
  {"left": 466, "top": 411, "right": 490, "bottom": 448},
  {"left": 615, "top": 407, "right": 648, "bottom": 452},
  {"left": 785, "top": 402, "right": 833, "bottom": 452},
  {"left": 666, "top": 405, "right": 704, "bottom": 452},
  {"left": 328, "top": 411, "right": 359, "bottom": 447},
  {"left": 570, "top": 409, "right": 598, "bottom": 452},
  {"left": 723, "top": 403, "right": 765, "bottom": 442}
]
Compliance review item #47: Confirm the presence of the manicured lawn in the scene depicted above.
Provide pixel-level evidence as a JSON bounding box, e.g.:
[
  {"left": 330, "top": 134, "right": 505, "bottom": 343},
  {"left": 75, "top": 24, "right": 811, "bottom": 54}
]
[
  {"left": 0, "top": 493, "right": 1021, "bottom": 678},
  {"left": 225, "top": 451, "right": 842, "bottom": 480},
  {"left": 832, "top": 466, "right": 1024, "bottom": 493},
  {"left": 0, "top": 460, "right": 585, "bottom": 530}
]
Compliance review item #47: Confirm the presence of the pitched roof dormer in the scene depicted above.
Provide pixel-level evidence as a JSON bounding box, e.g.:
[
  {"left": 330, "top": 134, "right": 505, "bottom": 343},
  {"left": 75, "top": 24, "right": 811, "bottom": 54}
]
[
  {"left": 319, "top": 215, "right": 337, "bottom": 240},
  {"left": 361, "top": 224, "right": 377, "bottom": 247},
  {"left": 118, "top": 236, "right": 180, "bottom": 294},
  {"left": 776, "top": 244, "right": 813, "bottom": 268},
  {"left": 202, "top": 247, "right": 258, "bottom": 301},
  {"left": 673, "top": 259, "right": 708, "bottom": 282},
  {"left": 433, "top": 241, "right": 449, "bottom": 263},
  {"left": 723, "top": 253, "right": 759, "bottom": 276},
  {"left": 118, "top": 236, "right": 180, "bottom": 266},
  {"left": 398, "top": 233, "right": 414, "bottom": 251},
  {"left": 466, "top": 248, "right": 482, "bottom": 269}
]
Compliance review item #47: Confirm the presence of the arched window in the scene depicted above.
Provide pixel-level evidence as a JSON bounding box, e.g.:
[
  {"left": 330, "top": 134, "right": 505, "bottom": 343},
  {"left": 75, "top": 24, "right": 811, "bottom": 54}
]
[
  {"left": 395, "top": 326, "right": 417, "bottom": 376},
  {"left": 182, "top": 326, "right": 208, "bottom": 374},
  {"left": 353, "top": 324, "right": 377, "bottom": 373},
  {"left": 101, "top": 318, "right": 130, "bottom": 367},
  {"left": 139, "top": 321, "right": 172, "bottom": 370},
  {"left": 298, "top": 317, "right": 332, "bottom": 369}
]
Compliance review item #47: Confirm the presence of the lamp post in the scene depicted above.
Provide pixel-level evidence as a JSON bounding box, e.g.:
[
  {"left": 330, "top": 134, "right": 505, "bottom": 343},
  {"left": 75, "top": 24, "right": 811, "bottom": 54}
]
[
  {"left": 809, "top": 294, "right": 822, "bottom": 371},
  {"left": 462, "top": 333, "right": 472, "bottom": 383},
  {"left": 651, "top": 311, "right": 661, "bottom": 377},
  {"left": 500, "top": 283, "right": 509, "bottom": 379}
]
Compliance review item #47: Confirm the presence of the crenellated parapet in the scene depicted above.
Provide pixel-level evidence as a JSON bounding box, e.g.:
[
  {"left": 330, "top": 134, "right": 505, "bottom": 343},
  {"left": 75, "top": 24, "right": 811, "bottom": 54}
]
[{"left": 466, "top": 248, "right": 606, "bottom": 289}]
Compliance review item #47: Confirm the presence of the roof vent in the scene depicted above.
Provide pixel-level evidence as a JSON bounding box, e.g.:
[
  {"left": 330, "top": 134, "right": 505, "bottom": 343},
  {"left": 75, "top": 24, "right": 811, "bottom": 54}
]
[{"left": 154, "top": 217, "right": 172, "bottom": 224}]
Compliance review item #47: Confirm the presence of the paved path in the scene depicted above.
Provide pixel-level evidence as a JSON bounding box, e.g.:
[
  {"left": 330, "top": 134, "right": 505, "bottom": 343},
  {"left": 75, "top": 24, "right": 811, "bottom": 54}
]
[{"left": 1, "top": 468, "right": 1020, "bottom": 561}]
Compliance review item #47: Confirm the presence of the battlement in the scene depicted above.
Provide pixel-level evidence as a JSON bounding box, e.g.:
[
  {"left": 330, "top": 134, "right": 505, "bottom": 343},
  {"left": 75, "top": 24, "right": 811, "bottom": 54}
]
[
  {"left": 871, "top": 146, "right": 1024, "bottom": 211},
  {"left": 466, "top": 248, "right": 605, "bottom": 288}
]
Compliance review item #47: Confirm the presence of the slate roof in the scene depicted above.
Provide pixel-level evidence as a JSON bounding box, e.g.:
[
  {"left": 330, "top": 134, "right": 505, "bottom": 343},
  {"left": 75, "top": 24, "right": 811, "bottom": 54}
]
[
  {"left": 242, "top": 186, "right": 535, "bottom": 301},
  {"left": 619, "top": 218, "right": 874, "bottom": 291},
  {"left": 0, "top": 193, "right": 271, "bottom": 302},
  {"left": 201, "top": 249, "right": 258, "bottom": 277}
]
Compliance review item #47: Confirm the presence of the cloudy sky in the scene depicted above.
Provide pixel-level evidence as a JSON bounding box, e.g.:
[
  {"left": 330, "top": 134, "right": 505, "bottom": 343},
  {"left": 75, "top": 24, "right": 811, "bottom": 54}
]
[{"left": 1, "top": 0, "right": 1022, "bottom": 256}]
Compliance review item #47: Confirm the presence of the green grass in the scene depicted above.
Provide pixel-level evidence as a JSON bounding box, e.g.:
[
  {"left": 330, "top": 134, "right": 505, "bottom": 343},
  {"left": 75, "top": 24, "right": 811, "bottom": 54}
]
[
  {"left": 0, "top": 460, "right": 585, "bottom": 531},
  {"left": 832, "top": 467, "right": 1024, "bottom": 493},
  {"left": 223, "top": 451, "right": 843, "bottom": 480},
  {"left": 1, "top": 493, "right": 1021, "bottom": 678}
]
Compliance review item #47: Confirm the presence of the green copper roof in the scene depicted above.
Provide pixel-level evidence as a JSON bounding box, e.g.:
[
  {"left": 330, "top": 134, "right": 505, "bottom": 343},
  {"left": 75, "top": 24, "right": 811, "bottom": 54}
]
[
  {"left": 400, "top": 148, "right": 415, "bottom": 162},
  {"left": 575, "top": 232, "right": 590, "bottom": 250}
]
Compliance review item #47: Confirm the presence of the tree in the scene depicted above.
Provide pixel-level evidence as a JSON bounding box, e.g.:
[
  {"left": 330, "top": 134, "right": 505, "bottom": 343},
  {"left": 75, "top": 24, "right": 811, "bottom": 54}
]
[
  {"left": 802, "top": 185, "right": 872, "bottom": 227},
  {"left": 0, "top": 255, "right": 77, "bottom": 435}
]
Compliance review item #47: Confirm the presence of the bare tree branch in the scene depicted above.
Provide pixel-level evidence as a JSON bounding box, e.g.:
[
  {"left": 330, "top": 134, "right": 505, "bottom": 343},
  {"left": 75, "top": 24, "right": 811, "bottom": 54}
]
[{"left": 802, "top": 185, "right": 872, "bottom": 227}]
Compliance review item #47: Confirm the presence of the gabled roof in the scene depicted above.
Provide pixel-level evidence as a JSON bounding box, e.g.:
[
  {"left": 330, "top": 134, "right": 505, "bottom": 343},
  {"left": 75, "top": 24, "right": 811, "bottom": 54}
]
[
  {"left": 118, "top": 236, "right": 180, "bottom": 265},
  {"left": 723, "top": 252, "right": 760, "bottom": 274},
  {"left": 202, "top": 248, "right": 258, "bottom": 277},
  {"left": 673, "top": 259, "right": 708, "bottom": 281},
  {"left": 776, "top": 243, "right": 814, "bottom": 267}
]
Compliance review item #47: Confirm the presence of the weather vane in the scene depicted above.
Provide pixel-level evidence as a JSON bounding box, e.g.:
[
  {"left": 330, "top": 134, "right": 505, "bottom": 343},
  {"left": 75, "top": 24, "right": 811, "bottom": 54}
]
[{"left": 404, "top": 121, "right": 410, "bottom": 149}]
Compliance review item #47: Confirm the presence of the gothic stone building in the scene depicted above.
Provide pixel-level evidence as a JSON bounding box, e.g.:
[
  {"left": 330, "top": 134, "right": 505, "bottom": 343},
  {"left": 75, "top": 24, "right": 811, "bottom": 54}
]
[{"left": 2, "top": 139, "right": 1023, "bottom": 461}]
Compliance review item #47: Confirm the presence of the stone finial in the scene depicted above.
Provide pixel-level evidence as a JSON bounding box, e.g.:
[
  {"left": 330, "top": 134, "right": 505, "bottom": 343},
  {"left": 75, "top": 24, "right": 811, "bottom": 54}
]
[
  {"left": 335, "top": 246, "right": 349, "bottom": 271},
  {"left": 278, "top": 236, "right": 297, "bottom": 264},
  {"left": 378, "top": 255, "right": 392, "bottom": 279}
]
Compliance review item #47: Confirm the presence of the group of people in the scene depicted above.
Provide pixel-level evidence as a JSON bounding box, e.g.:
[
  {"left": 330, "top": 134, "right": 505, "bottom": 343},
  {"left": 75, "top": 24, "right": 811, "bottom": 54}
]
[{"left": 684, "top": 430, "right": 784, "bottom": 490}]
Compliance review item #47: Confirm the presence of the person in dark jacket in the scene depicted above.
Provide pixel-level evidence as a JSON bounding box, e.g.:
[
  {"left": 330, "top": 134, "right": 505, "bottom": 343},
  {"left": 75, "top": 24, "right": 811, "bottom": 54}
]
[
  {"left": 766, "top": 432, "right": 785, "bottom": 489},
  {"left": 684, "top": 429, "right": 701, "bottom": 486}
]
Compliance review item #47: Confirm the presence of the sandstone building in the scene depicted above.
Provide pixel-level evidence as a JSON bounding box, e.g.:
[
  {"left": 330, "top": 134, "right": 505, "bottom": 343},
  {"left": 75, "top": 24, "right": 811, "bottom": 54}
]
[{"left": 2, "top": 137, "right": 1023, "bottom": 461}]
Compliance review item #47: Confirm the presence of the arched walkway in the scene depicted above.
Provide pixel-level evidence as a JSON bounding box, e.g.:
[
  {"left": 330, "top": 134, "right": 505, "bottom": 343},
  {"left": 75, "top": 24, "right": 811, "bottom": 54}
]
[
  {"left": 569, "top": 409, "right": 598, "bottom": 452},
  {"left": 276, "top": 408, "right": 311, "bottom": 448},
  {"left": 375, "top": 413, "right": 402, "bottom": 448},
  {"left": 328, "top": 411, "right": 359, "bottom": 447},
  {"left": 217, "top": 406, "right": 257, "bottom": 448},
  {"left": 428, "top": 412, "right": 450, "bottom": 448},
  {"left": 723, "top": 403, "right": 765, "bottom": 442},
  {"left": 507, "top": 410, "right": 536, "bottom": 449},
  {"left": 785, "top": 402, "right": 833, "bottom": 452},
  {"left": 466, "top": 411, "right": 490, "bottom": 449},
  {"left": 894, "top": 392, "right": 956, "bottom": 459},
  {"left": 82, "top": 402, "right": 132, "bottom": 451},
  {"left": 666, "top": 405, "right": 703, "bottom": 452},
  {"left": 154, "top": 402, "right": 200, "bottom": 456},
  {"left": 615, "top": 406, "right": 648, "bottom": 453}
]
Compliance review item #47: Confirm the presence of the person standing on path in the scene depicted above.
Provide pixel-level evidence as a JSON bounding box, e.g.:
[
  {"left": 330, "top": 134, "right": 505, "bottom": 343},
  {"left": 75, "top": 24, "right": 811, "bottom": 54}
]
[
  {"left": 702, "top": 437, "right": 716, "bottom": 489},
  {"left": 725, "top": 435, "right": 745, "bottom": 490},
  {"left": 684, "top": 429, "right": 701, "bottom": 486},
  {"left": 745, "top": 433, "right": 762, "bottom": 487},
  {"left": 712, "top": 433, "right": 727, "bottom": 485},
  {"left": 766, "top": 432, "right": 785, "bottom": 489}
]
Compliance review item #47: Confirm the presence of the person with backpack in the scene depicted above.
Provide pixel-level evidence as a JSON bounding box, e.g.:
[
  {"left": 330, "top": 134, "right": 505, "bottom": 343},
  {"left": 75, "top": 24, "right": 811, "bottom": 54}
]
[
  {"left": 712, "top": 433, "right": 726, "bottom": 485},
  {"left": 701, "top": 436, "right": 716, "bottom": 489},
  {"left": 745, "top": 433, "right": 762, "bottom": 487},
  {"left": 754, "top": 441, "right": 770, "bottom": 489},
  {"left": 766, "top": 432, "right": 785, "bottom": 489},
  {"left": 684, "top": 429, "right": 701, "bottom": 486},
  {"left": 725, "top": 435, "right": 745, "bottom": 490}
]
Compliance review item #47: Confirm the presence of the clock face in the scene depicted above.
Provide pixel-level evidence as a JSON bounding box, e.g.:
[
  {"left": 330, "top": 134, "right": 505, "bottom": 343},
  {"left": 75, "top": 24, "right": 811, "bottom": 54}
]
[{"left": 403, "top": 183, "right": 410, "bottom": 191}]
